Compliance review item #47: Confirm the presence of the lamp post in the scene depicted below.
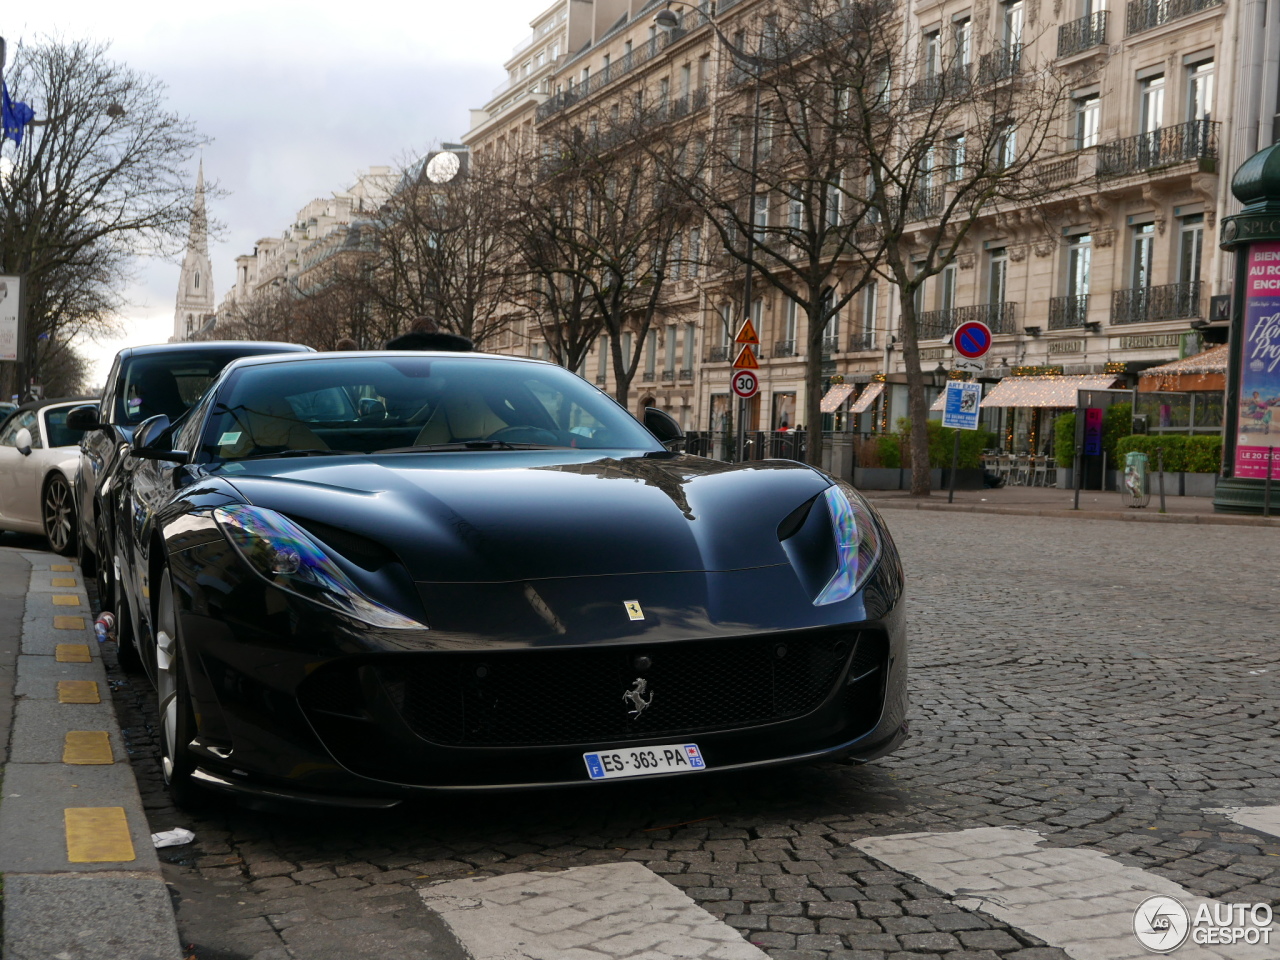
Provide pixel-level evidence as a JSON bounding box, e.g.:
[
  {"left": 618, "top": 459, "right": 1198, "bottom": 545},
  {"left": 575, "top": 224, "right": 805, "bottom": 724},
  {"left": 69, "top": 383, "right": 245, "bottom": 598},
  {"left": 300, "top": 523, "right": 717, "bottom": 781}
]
[{"left": 654, "top": 4, "right": 765, "bottom": 462}]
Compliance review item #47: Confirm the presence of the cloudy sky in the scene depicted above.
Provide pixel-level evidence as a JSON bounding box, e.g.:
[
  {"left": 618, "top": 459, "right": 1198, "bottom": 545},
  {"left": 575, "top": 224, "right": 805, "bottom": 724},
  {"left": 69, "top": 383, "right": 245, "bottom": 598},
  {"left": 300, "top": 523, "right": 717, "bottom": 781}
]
[{"left": 14, "top": 0, "right": 540, "bottom": 385}]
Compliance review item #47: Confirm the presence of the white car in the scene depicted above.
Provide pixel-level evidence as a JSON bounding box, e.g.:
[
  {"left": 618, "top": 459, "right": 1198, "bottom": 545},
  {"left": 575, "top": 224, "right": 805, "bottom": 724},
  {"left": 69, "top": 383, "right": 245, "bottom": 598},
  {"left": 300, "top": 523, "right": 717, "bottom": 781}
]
[{"left": 0, "top": 398, "right": 94, "bottom": 554}]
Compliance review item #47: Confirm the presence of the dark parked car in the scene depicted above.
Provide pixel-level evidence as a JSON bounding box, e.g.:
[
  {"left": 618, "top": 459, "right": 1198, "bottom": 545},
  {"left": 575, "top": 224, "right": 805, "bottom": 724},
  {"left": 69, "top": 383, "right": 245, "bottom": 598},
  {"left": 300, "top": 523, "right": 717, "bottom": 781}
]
[
  {"left": 118, "top": 351, "right": 908, "bottom": 806},
  {"left": 68, "top": 341, "right": 311, "bottom": 609}
]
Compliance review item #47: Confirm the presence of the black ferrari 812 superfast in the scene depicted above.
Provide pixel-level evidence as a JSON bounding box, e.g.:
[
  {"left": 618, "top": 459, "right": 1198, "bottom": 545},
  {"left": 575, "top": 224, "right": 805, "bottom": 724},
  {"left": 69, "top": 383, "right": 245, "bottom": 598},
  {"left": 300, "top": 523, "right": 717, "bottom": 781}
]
[{"left": 116, "top": 351, "right": 908, "bottom": 806}]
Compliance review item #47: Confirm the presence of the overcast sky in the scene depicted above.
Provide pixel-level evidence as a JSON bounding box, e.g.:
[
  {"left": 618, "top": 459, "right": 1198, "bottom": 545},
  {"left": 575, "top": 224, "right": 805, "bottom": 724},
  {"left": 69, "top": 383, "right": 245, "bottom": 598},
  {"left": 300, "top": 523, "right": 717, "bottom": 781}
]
[{"left": 13, "top": 0, "right": 540, "bottom": 385}]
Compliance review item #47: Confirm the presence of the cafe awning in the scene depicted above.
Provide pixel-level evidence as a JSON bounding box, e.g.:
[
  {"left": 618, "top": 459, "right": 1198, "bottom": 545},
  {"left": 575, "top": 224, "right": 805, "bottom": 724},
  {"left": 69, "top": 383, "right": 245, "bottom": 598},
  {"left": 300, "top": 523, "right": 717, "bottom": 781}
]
[
  {"left": 980, "top": 375, "right": 1121, "bottom": 408},
  {"left": 848, "top": 381, "right": 884, "bottom": 414},
  {"left": 819, "top": 383, "right": 855, "bottom": 413},
  {"left": 1137, "top": 345, "right": 1228, "bottom": 392}
]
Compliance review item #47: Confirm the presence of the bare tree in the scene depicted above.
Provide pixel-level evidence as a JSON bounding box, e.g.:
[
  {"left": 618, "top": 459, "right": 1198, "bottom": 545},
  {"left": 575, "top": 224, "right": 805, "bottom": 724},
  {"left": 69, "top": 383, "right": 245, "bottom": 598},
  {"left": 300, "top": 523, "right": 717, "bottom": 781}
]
[
  {"left": 0, "top": 37, "right": 209, "bottom": 395},
  {"left": 358, "top": 152, "right": 518, "bottom": 350}
]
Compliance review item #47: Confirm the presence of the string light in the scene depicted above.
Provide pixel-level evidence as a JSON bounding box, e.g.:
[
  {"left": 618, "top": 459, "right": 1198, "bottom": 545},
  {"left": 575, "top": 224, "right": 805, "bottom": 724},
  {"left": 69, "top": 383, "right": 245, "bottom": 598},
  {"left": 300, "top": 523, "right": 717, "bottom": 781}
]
[{"left": 1012, "top": 364, "right": 1065, "bottom": 377}]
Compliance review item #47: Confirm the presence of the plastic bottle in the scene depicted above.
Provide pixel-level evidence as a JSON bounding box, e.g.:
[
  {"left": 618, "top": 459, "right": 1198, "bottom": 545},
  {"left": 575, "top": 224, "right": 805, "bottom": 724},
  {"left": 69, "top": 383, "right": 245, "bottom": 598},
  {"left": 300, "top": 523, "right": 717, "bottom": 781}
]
[{"left": 93, "top": 611, "right": 116, "bottom": 643}]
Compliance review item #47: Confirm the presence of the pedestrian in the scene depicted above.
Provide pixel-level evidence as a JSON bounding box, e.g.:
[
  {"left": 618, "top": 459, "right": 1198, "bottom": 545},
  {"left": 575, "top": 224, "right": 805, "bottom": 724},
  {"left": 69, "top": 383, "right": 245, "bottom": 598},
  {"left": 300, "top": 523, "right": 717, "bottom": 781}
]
[{"left": 384, "top": 316, "right": 473, "bottom": 352}]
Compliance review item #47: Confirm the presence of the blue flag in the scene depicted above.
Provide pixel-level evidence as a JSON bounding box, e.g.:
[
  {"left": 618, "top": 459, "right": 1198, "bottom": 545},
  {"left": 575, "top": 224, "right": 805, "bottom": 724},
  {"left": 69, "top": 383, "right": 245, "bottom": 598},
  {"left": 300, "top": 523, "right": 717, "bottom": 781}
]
[{"left": 1, "top": 80, "right": 34, "bottom": 147}]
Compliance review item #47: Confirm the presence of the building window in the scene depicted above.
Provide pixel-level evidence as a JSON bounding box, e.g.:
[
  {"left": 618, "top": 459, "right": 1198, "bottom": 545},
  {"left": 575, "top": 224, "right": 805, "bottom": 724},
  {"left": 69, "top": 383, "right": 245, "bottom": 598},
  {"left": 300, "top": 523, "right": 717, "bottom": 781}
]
[
  {"left": 789, "top": 195, "right": 803, "bottom": 231},
  {"left": 720, "top": 303, "right": 733, "bottom": 346},
  {"left": 913, "top": 260, "right": 927, "bottom": 314},
  {"left": 923, "top": 30, "right": 941, "bottom": 78},
  {"left": 1139, "top": 74, "right": 1164, "bottom": 133},
  {"left": 683, "top": 322, "right": 696, "bottom": 370},
  {"left": 996, "top": 122, "right": 1017, "bottom": 168},
  {"left": 193, "top": 270, "right": 200, "bottom": 289},
  {"left": 597, "top": 335, "right": 608, "bottom": 382},
  {"left": 689, "top": 227, "right": 701, "bottom": 277},
  {"left": 784, "top": 299, "right": 799, "bottom": 343},
  {"left": 670, "top": 233, "right": 683, "bottom": 281},
  {"left": 1067, "top": 233, "right": 1091, "bottom": 296},
  {"left": 665, "top": 325, "right": 677, "bottom": 374},
  {"left": 1179, "top": 214, "right": 1204, "bottom": 284},
  {"left": 988, "top": 248, "right": 1008, "bottom": 303},
  {"left": 698, "top": 55, "right": 710, "bottom": 89},
  {"left": 753, "top": 193, "right": 769, "bottom": 229},
  {"left": 1075, "top": 95, "right": 1100, "bottom": 148},
  {"left": 1186, "top": 59, "right": 1214, "bottom": 122},
  {"left": 940, "top": 263, "right": 958, "bottom": 311},
  {"left": 645, "top": 332, "right": 657, "bottom": 378},
  {"left": 946, "top": 134, "right": 966, "bottom": 180},
  {"left": 680, "top": 63, "right": 691, "bottom": 97},
  {"left": 1003, "top": 0, "right": 1024, "bottom": 46},
  {"left": 953, "top": 17, "right": 971, "bottom": 66},
  {"left": 862, "top": 283, "right": 878, "bottom": 348},
  {"left": 826, "top": 178, "right": 842, "bottom": 227},
  {"left": 823, "top": 288, "right": 840, "bottom": 340},
  {"left": 1131, "top": 222, "right": 1155, "bottom": 288}
]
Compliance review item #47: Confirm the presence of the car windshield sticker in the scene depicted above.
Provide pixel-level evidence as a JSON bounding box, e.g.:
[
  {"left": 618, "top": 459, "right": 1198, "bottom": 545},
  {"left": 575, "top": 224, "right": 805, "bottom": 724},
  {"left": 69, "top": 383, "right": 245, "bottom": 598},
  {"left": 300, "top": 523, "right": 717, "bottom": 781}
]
[
  {"left": 218, "top": 431, "right": 241, "bottom": 445},
  {"left": 624, "top": 600, "right": 644, "bottom": 621}
]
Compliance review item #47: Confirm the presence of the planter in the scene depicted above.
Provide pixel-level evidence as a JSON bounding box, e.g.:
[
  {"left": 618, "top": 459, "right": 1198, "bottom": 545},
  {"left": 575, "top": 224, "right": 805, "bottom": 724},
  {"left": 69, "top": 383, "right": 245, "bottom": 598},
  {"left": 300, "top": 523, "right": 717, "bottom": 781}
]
[
  {"left": 1183, "top": 472, "right": 1218, "bottom": 498},
  {"left": 853, "top": 467, "right": 905, "bottom": 490},
  {"left": 936, "top": 467, "right": 985, "bottom": 490}
]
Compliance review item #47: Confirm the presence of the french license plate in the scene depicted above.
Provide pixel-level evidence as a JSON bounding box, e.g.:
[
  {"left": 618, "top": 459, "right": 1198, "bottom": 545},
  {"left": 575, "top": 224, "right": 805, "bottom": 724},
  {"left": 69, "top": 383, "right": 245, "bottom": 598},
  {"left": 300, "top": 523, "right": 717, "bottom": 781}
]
[{"left": 583, "top": 743, "right": 706, "bottom": 780}]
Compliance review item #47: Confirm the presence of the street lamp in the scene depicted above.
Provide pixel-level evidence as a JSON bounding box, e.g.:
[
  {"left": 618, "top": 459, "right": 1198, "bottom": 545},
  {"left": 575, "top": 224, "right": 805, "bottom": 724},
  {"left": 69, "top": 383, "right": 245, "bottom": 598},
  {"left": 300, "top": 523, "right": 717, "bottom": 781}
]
[{"left": 654, "top": 1, "right": 765, "bottom": 462}]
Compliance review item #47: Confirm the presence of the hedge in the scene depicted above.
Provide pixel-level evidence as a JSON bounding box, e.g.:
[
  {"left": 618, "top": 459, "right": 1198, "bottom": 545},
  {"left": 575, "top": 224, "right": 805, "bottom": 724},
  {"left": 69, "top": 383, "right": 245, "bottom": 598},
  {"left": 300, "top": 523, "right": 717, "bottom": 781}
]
[
  {"left": 1053, "top": 403, "right": 1132, "bottom": 468},
  {"left": 1114, "top": 434, "right": 1222, "bottom": 474},
  {"left": 877, "top": 418, "right": 996, "bottom": 469}
]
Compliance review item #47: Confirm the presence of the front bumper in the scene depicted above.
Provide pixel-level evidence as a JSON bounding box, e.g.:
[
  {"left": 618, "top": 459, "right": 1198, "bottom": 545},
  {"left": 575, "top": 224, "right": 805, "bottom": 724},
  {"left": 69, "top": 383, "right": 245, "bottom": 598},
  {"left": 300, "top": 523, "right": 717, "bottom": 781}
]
[{"left": 167, "top": 543, "right": 909, "bottom": 800}]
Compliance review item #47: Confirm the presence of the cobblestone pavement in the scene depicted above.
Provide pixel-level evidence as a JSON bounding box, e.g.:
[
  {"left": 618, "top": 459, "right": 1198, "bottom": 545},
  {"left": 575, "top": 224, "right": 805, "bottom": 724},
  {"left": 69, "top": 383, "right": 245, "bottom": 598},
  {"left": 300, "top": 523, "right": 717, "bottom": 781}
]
[{"left": 101, "top": 513, "right": 1280, "bottom": 960}]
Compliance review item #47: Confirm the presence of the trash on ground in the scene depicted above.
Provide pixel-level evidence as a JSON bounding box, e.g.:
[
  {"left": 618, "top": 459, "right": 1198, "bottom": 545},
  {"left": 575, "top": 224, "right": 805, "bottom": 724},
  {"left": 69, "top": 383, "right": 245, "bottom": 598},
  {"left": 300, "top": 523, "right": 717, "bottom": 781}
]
[
  {"left": 152, "top": 827, "right": 196, "bottom": 848},
  {"left": 93, "top": 611, "right": 116, "bottom": 643}
]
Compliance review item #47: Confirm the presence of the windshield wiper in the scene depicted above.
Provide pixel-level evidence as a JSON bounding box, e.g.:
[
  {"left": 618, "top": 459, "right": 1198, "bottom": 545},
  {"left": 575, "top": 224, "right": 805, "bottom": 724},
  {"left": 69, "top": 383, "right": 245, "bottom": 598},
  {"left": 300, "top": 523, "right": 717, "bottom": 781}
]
[
  {"left": 374, "top": 441, "right": 561, "bottom": 453},
  {"left": 235, "top": 448, "right": 364, "bottom": 461}
]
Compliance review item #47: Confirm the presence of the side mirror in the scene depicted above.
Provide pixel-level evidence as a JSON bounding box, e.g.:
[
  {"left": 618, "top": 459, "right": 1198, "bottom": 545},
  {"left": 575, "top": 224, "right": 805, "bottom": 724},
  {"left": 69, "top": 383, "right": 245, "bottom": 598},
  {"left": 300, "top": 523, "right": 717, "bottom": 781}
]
[
  {"left": 66, "top": 404, "right": 101, "bottom": 432},
  {"left": 643, "top": 406, "right": 685, "bottom": 447},
  {"left": 131, "top": 414, "right": 189, "bottom": 464},
  {"left": 14, "top": 427, "right": 32, "bottom": 457}
]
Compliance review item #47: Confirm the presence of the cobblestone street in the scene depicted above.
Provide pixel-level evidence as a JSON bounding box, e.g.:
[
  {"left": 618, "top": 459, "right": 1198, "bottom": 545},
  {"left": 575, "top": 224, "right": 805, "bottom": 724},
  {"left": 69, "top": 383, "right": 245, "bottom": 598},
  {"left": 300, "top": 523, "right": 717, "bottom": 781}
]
[{"left": 104, "top": 513, "right": 1280, "bottom": 960}]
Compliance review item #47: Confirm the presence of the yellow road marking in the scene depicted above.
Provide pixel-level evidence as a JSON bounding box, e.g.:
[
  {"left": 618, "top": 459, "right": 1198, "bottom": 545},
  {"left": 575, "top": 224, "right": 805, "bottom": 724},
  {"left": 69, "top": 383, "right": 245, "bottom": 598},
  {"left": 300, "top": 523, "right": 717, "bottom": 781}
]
[
  {"left": 52, "top": 595, "right": 81, "bottom": 607},
  {"left": 53, "top": 616, "right": 85, "bottom": 630},
  {"left": 55, "top": 644, "right": 92, "bottom": 663},
  {"left": 64, "top": 807, "right": 135, "bottom": 862},
  {"left": 63, "top": 731, "right": 113, "bottom": 764},
  {"left": 51, "top": 577, "right": 76, "bottom": 587},
  {"left": 57, "top": 680, "right": 100, "bottom": 704},
  {"left": 51, "top": 564, "right": 74, "bottom": 572}
]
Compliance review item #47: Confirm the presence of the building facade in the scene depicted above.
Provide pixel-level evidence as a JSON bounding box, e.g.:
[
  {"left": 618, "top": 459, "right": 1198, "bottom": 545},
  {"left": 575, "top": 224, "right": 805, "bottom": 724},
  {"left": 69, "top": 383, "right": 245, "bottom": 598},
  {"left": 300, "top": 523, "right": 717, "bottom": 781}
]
[{"left": 464, "top": 0, "right": 1273, "bottom": 454}]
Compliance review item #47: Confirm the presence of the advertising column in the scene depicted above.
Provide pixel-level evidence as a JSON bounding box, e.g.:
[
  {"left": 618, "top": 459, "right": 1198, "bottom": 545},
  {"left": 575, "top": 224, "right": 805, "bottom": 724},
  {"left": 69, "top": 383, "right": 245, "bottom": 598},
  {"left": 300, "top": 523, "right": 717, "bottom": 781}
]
[{"left": 1232, "top": 241, "right": 1280, "bottom": 479}]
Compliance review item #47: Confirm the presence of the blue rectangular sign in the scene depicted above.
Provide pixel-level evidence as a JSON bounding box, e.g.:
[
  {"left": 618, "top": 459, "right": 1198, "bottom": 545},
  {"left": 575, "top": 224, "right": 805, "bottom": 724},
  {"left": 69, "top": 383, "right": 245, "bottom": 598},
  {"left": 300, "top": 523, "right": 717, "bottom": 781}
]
[{"left": 941, "top": 381, "right": 981, "bottom": 430}]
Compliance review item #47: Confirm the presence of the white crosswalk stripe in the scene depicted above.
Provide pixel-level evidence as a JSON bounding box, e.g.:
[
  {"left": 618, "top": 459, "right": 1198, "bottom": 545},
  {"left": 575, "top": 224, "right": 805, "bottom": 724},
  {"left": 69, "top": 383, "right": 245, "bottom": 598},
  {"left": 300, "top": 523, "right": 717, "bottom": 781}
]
[
  {"left": 1212, "top": 804, "right": 1280, "bottom": 841},
  {"left": 855, "top": 826, "right": 1276, "bottom": 960},
  {"left": 419, "top": 860, "right": 767, "bottom": 960}
]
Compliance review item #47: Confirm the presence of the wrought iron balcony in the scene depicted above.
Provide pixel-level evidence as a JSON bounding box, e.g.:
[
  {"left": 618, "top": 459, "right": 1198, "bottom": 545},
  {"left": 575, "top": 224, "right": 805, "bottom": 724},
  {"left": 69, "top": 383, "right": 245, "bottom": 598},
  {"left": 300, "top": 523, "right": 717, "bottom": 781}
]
[
  {"left": 978, "top": 43, "right": 1022, "bottom": 85},
  {"left": 907, "top": 65, "right": 972, "bottom": 108},
  {"left": 640, "top": 369, "right": 656, "bottom": 382},
  {"left": 907, "top": 187, "right": 944, "bottom": 222},
  {"left": 821, "top": 335, "right": 840, "bottom": 356},
  {"left": 1057, "top": 11, "right": 1108, "bottom": 57},
  {"left": 708, "top": 345, "right": 729, "bottom": 362},
  {"left": 848, "top": 330, "right": 877, "bottom": 351},
  {"left": 678, "top": 367, "right": 693, "bottom": 380},
  {"left": 661, "top": 370, "right": 675, "bottom": 382},
  {"left": 1096, "top": 120, "right": 1219, "bottom": 179},
  {"left": 1049, "top": 294, "right": 1090, "bottom": 329},
  {"left": 918, "top": 302, "right": 1017, "bottom": 340},
  {"left": 774, "top": 339, "right": 798, "bottom": 358},
  {"left": 1111, "top": 281, "right": 1203, "bottom": 324},
  {"left": 1127, "top": 0, "right": 1222, "bottom": 34}
]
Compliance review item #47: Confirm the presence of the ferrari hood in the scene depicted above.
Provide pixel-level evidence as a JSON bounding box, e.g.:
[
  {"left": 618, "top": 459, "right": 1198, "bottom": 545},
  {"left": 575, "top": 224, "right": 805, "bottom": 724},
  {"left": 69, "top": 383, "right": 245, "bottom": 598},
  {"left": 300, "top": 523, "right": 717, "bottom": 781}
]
[{"left": 220, "top": 452, "right": 832, "bottom": 583}]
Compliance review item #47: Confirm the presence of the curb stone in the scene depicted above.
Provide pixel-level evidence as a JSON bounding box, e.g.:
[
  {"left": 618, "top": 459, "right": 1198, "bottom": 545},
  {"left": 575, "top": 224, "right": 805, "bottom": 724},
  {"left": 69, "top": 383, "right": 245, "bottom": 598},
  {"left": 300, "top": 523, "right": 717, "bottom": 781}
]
[
  {"left": 0, "top": 551, "right": 183, "bottom": 960},
  {"left": 868, "top": 499, "right": 1280, "bottom": 527}
]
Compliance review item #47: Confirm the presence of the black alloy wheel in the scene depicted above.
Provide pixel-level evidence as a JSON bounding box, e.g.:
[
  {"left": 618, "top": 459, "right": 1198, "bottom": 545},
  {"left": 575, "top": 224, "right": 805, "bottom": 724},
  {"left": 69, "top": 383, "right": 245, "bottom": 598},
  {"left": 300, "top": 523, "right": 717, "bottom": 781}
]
[
  {"left": 42, "top": 475, "right": 76, "bottom": 556},
  {"left": 154, "top": 568, "right": 202, "bottom": 806}
]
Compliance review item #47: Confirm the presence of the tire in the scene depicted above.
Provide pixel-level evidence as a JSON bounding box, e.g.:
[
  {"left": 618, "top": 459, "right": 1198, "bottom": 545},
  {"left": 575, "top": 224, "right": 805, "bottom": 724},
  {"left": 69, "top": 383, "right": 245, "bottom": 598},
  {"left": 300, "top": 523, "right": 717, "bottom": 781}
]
[
  {"left": 113, "top": 585, "right": 144, "bottom": 674},
  {"left": 154, "top": 568, "right": 203, "bottom": 807},
  {"left": 42, "top": 475, "right": 77, "bottom": 556},
  {"left": 94, "top": 517, "right": 114, "bottom": 613}
]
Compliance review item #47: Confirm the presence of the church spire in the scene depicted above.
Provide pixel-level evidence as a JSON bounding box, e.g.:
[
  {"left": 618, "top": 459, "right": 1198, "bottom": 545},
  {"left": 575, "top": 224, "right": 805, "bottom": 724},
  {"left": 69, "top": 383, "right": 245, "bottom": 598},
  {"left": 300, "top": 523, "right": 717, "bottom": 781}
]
[
  {"left": 174, "top": 160, "right": 215, "bottom": 340},
  {"left": 188, "top": 159, "right": 209, "bottom": 257}
]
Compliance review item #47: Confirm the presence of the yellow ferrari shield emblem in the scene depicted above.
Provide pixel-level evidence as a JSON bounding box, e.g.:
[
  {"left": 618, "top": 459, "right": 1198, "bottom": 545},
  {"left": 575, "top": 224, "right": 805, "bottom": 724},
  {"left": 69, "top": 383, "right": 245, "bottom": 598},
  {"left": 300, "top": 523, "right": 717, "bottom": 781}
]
[{"left": 624, "top": 600, "right": 644, "bottom": 621}]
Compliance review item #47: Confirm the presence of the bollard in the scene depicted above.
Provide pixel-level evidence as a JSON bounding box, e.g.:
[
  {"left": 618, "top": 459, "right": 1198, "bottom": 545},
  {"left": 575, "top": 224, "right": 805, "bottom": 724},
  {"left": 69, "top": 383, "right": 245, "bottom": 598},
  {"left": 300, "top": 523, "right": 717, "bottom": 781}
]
[{"left": 1157, "top": 448, "right": 1166, "bottom": 514}]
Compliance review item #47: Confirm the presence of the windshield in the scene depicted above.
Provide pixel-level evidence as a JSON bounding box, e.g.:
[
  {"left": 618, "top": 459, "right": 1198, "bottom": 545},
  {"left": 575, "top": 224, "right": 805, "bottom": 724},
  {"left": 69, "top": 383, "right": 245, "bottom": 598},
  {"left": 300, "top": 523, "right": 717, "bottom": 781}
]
[
  {"left": 45, "top": 406, "right": 88, "bottom": 448},
  {"left": 199, "top": 356, "right": 660, "bottom": 460}
]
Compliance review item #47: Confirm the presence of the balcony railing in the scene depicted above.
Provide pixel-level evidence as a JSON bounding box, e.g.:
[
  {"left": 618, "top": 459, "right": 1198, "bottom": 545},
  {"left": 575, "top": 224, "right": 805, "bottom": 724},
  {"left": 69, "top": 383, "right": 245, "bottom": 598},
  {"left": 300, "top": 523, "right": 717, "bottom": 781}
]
[
  {"left": 1111, "top": 281, "right": 1203, "bottom": 324},
  {"left": 1057, "top": 11, "right": 1108, "bottom": 57},
  {"left": 918, "top": 302, "right": 1017, "bottom": 340},
  {"left": 1049, "top": 294, "right": 1090, "bottom": 329},
  {"left": 774, "top": 339, "right": 797, "bottom": 357},
  {"left": 678, "top": 367, "right": 693, "bottom": 380},
  {"left": 907, "top": 187, "right": 944, "bottom": 222},
  {"left": 978, "top": 43, "right": 1022, "bottom": 85},
  {"left": 907, "top": 65, "right": 971, "bottom": 108},
  {"left": 661, "top": 370, "right": 675, "bottom": 382},
  {"left": 821, "top": 335, "right": 840, "bottom": 356},
  {"left": 708, "top": 345, "right": 730, "bottom": 362},
  {"left": 641, "top": 369, "right": 656, "bottom": 382},
  {"left": 1127, "top": 0, "right": 1222, "bottom": 34},
  {"left": 1096, "top": 120, "right": 1219, "bottom": 179},
  {"left": 848, "top": 330, "right": 877, "bottom": 351}
]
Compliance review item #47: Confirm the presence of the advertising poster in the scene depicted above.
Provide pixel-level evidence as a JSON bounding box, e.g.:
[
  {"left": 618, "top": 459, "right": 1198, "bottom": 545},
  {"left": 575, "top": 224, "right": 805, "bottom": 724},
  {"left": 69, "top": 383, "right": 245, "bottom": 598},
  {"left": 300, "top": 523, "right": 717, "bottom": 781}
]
[
  {"left": 941, "top": 380, "right": 981, "bottom": 430},
  {"left": 1236, "top": 241, "right": 1280, "bottom": 478},
  {"left": 0, "top": 275, "right": 19, "bottom": 363}
]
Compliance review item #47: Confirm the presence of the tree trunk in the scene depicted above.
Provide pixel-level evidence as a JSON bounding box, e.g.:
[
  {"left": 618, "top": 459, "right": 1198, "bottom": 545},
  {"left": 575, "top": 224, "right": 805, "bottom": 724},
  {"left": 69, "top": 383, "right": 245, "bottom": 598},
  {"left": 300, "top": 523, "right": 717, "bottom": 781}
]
[
  {"left": 896, "top": 286, "right": 932, "bottom": 497},
  {"left": 804, "top": 303, "right": 826, "bottom": 468}
]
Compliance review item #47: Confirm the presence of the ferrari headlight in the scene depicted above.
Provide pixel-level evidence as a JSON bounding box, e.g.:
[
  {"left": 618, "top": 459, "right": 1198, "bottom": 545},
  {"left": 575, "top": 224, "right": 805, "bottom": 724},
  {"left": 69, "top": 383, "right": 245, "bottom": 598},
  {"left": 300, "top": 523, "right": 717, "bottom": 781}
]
[
  {"left": 814, "top": 482, "right": 883, "bottom": 606},
  {"left": 213, "top": 505, "right": 423, "bottom": 629}
]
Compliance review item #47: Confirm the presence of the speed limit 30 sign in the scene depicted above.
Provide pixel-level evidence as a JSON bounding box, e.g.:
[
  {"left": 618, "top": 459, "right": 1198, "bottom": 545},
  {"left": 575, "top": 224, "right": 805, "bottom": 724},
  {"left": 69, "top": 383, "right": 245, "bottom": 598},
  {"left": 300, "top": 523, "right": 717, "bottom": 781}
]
[{"left": 732, "top": 370, "right": 759, "bottom": 399}]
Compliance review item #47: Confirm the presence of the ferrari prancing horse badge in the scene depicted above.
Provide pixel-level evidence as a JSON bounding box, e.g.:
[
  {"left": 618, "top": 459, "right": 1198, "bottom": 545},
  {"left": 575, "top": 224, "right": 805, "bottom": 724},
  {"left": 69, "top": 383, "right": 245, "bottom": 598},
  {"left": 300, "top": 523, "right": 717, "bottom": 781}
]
[{"left": 624, "top": 600, "right": 644, "bottom": 621}]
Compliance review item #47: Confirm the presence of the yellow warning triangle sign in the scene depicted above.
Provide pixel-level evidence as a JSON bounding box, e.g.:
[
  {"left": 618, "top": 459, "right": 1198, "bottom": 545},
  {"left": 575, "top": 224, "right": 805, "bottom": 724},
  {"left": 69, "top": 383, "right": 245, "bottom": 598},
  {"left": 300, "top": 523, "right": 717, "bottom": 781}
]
[
  {"left": 732, "top": 344, "right": 759, "bottom": 369},
  {"left": 734, "top": 319, "right": 760, "bottom": 345}
]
